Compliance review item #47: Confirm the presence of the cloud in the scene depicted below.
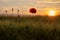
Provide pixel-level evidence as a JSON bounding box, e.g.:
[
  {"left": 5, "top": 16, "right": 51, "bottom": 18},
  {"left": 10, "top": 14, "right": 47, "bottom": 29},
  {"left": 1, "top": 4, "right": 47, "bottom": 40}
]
[
  {"left": 37, "top": 0, "right": 60, "bottom": 2},
  {"left": 35, "top": 0, "right": 60, "bottom": 9},
  {"left": 0, "top": 0, "right": 10, "bottom": 2},
  {"left": 0, "top": 0, "right": 36, "bottom": 7},
  {"left": 0, "top": 0, "right": 60, "bottom": 12}
]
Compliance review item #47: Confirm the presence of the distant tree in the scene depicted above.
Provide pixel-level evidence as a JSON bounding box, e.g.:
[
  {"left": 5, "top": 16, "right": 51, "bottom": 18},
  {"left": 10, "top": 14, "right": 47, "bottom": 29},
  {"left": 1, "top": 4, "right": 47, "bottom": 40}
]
[
  {"left": 29, "top": 8, "right": 37, "bottom": 13},
  {"left": 29, "top": 8, "right": 37, "bottom": 16},
  {"left": 17, "top": 9, "right": 19, "bottom": 14},
  {"left": 12, "top": 8, "right": 13, "bottom": 15},
  {"left": 5, "top": 10, "right": 7, "bottom": 15},
  {"left": 17, "top": 9, "right": 20, "bottom": 17}
]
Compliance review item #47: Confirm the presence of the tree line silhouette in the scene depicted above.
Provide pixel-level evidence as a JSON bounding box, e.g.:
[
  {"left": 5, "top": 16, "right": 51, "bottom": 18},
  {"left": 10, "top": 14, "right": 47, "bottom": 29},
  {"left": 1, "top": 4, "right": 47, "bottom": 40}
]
[
  {"left": 5, "top": 8, "right": 20, "bottom": 16},
  {"left": 4, "top": 8, "right": 37, "bottom": 16}
]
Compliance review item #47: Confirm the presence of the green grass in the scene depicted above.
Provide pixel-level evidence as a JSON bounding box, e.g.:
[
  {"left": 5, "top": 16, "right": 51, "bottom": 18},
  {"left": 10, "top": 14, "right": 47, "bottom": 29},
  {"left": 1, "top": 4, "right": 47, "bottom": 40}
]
[{"left": 0, "top": 16, "right": 60, "bottom": 40}]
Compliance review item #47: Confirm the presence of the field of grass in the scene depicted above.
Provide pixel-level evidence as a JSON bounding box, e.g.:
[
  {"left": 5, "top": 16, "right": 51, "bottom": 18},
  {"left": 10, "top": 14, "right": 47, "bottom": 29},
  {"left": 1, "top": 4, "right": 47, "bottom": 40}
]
[{"left": 0, "top": 15, "right": 60, "bottom": 40}]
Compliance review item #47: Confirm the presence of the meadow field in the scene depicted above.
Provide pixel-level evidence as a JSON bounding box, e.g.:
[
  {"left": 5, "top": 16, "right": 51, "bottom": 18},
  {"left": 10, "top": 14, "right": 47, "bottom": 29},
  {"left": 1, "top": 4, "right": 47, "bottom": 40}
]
[{"left": 0, "top": 15, "right": 60, "bottom": 40}]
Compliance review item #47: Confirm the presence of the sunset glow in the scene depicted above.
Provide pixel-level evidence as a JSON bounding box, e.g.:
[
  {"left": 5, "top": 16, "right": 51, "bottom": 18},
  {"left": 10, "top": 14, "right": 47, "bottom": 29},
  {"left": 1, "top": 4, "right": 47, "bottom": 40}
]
[
  {"left": 48, "top": 10, "right": 56, "bottom": 16},
  {"left": 0, "top": 0, "right": 60, "bottom": 16}
]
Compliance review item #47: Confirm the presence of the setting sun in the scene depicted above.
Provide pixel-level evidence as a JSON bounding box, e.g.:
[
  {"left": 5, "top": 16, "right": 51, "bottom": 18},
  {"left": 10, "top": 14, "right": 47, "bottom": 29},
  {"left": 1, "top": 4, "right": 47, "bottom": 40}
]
[{"left": 48, "top": 10, "right": 56, "bottom": 16}]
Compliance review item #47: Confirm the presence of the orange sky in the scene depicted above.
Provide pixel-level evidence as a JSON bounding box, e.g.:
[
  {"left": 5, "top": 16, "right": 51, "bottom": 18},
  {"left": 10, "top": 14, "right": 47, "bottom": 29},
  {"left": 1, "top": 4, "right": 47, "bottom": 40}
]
[{"left": 0, "top": 0, "right": 60, "bottom": 16}]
